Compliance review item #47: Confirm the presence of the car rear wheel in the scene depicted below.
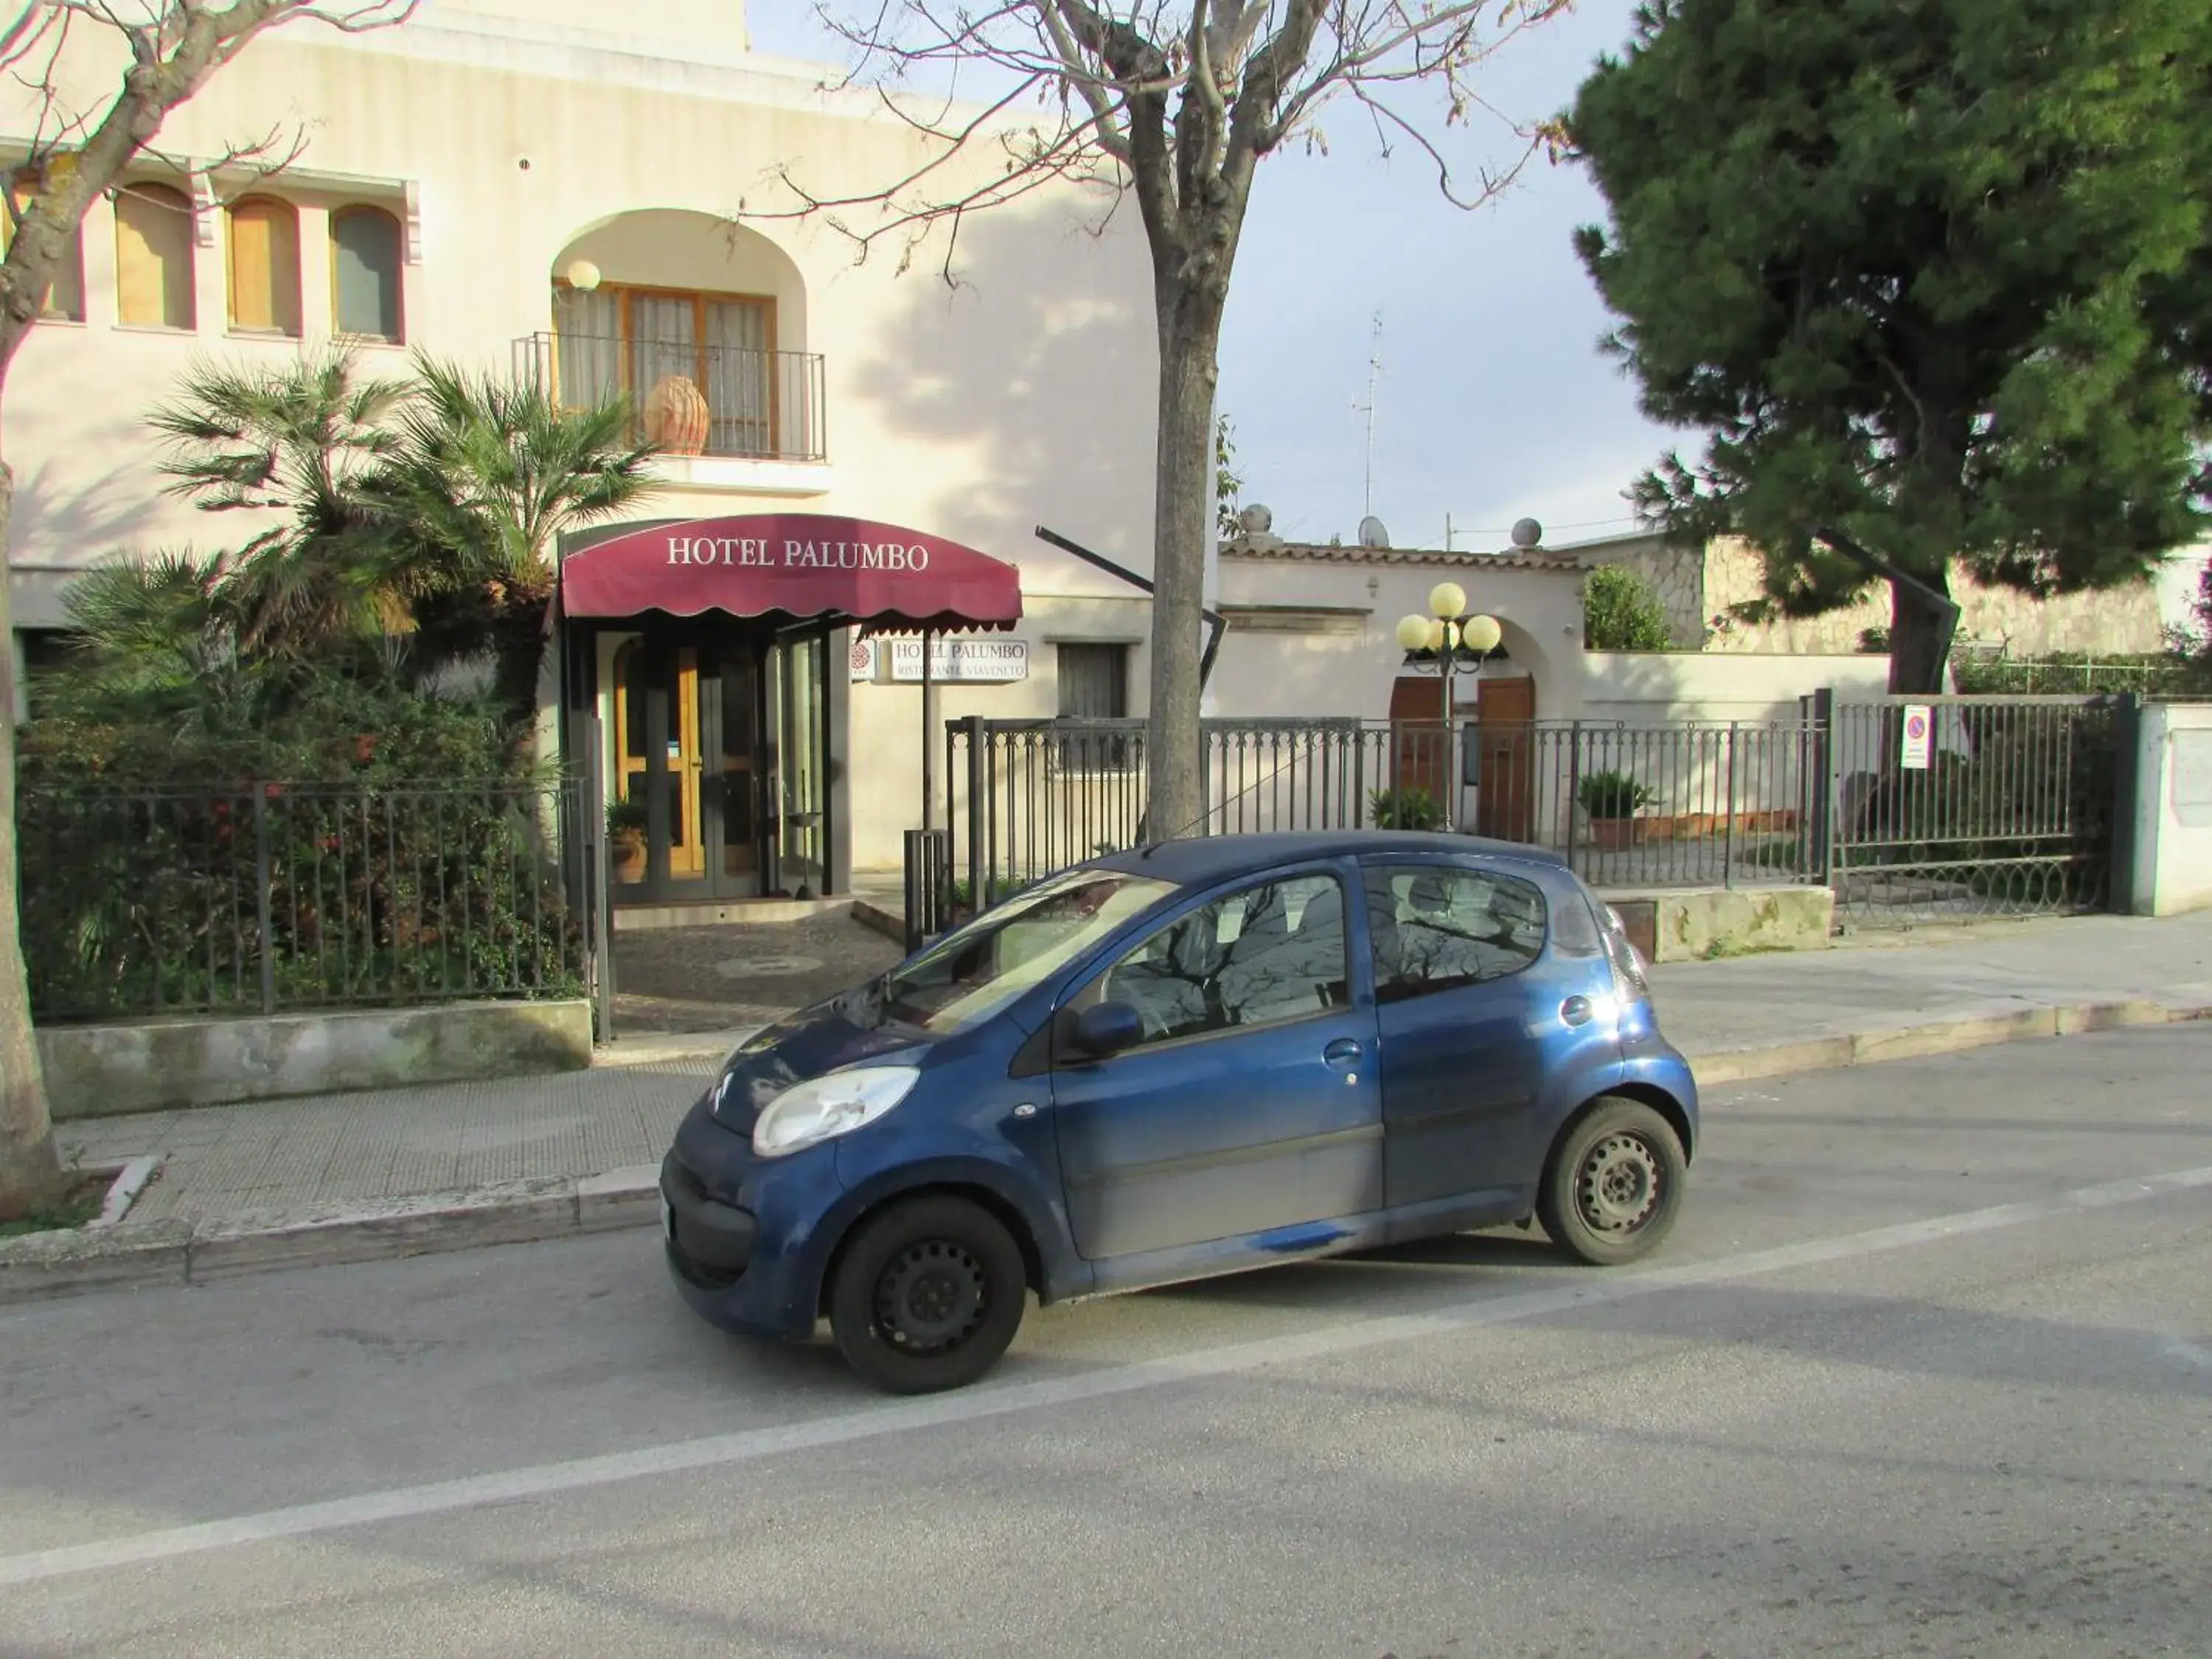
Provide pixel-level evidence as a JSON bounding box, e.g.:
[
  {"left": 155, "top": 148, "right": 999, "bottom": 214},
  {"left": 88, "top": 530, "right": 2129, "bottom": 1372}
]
[
  {"left": 1537, "top": 1096, "right": 1686, "bottom": 1267},
  {"left": 829, "top": 1196, "right": 1028, "bottom": 1394}
]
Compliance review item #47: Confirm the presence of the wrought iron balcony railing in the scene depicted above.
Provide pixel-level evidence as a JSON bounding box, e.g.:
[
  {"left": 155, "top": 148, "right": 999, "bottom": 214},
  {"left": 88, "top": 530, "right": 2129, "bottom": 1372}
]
[{"left": 513, "top": 332, "right": 827, "bottom": 463}]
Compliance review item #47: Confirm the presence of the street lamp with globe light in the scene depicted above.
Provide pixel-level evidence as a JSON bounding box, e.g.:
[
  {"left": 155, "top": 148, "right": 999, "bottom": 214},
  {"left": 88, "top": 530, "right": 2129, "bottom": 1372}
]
[{"left": 1394, "top": 582, "right": 1503, "bottom": 831}]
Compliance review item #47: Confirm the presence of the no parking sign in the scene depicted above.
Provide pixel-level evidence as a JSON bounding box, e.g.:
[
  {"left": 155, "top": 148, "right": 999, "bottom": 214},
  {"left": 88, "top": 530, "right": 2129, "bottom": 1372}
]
[{"left": 1900, "top": 703, "right": 1933, "bottom": 771}]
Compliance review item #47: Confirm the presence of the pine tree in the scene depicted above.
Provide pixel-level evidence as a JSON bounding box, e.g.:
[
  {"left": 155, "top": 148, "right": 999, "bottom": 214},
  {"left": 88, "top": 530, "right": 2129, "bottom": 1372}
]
[{"left": 1570, "top": 0, "right": 2212, "bottom": 692}]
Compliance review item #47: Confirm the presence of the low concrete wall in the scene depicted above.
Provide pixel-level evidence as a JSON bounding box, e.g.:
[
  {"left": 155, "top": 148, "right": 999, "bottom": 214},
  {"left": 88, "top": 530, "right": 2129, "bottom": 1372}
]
[
  {"left": 2129, "top": 703, "right": 2212, "bottom": 917},
  {"left": 1601, "top": 885, "right": 1835, "bottom": 964},
  {"left": 36, "top": 1000, "right": 595, "bottom": 1119}
]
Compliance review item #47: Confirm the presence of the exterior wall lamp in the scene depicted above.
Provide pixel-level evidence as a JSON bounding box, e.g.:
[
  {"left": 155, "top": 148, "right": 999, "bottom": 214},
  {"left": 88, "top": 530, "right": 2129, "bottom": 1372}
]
[{"left": 1394, "top": 582, "right": 1503, "bottom": 831}]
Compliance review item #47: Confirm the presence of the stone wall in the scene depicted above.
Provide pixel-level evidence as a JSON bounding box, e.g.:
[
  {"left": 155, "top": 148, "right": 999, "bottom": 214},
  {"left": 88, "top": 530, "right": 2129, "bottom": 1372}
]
[
  {"left": 1697, "top": 538, "right": 2168, "bottom": 658},
  {"left": 1574, "top": 533, "right": 1708, "bottom": 649}
]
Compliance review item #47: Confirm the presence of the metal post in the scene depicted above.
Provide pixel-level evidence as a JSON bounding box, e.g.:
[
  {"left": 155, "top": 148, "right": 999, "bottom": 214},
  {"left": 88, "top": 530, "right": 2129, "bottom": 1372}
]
[
  {"left": 1810, "top": 687, "right": 1837, "bottom": 887},
  {"left": 253, "top": 785, "right": 276, "bottom": 1016},
  {"left": 1722, "top": 720, "right": 1739, "bottom": 888},
  {"left": 1440, "top": 627, "right": 1457, "bottom": 831},
  {"left": 919, "top": 629, "right": 937, "bottom": 833},
  {"left": 962, "top": 713, "right": 986, "bottom": 908},
  {"left": 2107, "top": 692, "right": 2142, "bottom": 914},
  {"left": 1565, "top": 720, "right": 1584, "bottom": 879}
]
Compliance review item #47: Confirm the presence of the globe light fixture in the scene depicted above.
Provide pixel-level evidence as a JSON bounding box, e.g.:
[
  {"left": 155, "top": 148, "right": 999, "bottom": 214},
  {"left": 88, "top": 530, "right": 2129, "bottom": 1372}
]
[
  {"left": 1459, "top": 613, "right": 1503, "bottom": 655},
  {"left": 1390, "top": 587, "right": 1509, "bottom": 832},
  {"left": 564, "top": 258, "right": 602, "bottom": 292}
]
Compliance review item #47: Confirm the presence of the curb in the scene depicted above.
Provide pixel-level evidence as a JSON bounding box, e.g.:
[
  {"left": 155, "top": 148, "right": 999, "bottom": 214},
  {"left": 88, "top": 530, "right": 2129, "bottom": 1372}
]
[
  {"left": 7, "top": 995, "right": 2209, "bottom": 1307},
  {"left": 850, "top": 898, "right": 908, "bottom": 946},
  {"left": 592, "top": 1029, "right": 755, "bottom": 1071},
  {"left": 1686, "top": 995, "right": 2212, "bottom": 1085},
  {"left": 0, "top": 1166, "right": 663, "bottom": 1307}
]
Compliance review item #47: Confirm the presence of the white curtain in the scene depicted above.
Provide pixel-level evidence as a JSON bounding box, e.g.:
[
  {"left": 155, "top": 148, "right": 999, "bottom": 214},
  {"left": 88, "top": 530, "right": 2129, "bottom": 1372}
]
[
  {"left": 553, "top": 288, "right": 621, "bottom": 409},
  {"left": 705, "top": 300, "right": 771, "bottom": 456}
]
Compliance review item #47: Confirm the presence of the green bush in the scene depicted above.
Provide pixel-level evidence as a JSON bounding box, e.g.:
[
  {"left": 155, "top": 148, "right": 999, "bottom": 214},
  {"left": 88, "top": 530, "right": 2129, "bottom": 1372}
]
[
  {"left": 1369, "top": 787, "right": 1444, "bottom": 830},
  {"left": 1582, "top": 566, "right": 1674, "bottom": 652},
  {"left": 1578, "top": 769, "right": 1655, "bottom": 818}
]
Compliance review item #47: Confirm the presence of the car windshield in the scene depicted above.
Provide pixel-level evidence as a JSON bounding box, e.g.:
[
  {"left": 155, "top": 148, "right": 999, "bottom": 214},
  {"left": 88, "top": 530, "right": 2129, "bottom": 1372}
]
[{"left": 866, "top": 867, "right": 1178, "bottom": 1035}]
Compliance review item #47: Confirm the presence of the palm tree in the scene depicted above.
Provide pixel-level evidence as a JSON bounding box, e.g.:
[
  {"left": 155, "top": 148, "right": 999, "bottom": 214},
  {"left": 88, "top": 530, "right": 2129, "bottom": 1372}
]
[
  {"left": 149, "top": 353, "right": 425, "bottom": 664},
  {"left": 366, "top": 355, "right": 661, "bottom": 734}
]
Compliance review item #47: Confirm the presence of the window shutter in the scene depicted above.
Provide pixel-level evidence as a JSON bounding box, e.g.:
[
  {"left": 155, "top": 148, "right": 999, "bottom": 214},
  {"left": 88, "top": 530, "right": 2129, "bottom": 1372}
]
[
  {"left": 331, "top": 206, "right": 402, "bottom": 341},
  {"left": 226, "top": 197, "right": 299, "bottom": 335},
  {"left": 114, "top": 183, "right": 195, "bottom": 329}
]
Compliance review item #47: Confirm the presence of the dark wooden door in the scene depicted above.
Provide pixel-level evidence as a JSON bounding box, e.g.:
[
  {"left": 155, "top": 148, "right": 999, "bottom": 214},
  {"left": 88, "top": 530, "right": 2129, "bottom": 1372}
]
[
  {"left": 1388, "top": 674, "right": 1450, "bottom": 807},
  {"left": 1475, "top": 675, "right": 1537, "bottom": 843}
]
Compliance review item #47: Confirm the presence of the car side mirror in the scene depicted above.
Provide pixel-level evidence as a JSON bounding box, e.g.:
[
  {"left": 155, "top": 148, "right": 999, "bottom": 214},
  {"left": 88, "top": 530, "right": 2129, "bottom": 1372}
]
[{"left": 1071, "top": 1000, "right": 1144, "bottom": 1059}]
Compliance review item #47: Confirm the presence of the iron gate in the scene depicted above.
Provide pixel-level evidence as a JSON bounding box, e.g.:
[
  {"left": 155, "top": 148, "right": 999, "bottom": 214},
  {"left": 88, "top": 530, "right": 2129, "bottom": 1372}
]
[{"left": 1819, "top": 694, "right": 2132, "bottom": 928}]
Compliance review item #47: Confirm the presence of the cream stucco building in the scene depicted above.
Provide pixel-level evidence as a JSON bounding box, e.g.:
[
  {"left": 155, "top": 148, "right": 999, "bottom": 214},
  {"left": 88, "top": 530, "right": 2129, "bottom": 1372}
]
[{"left": 4, "top": 0, "right": 1164, "bottom": 908}]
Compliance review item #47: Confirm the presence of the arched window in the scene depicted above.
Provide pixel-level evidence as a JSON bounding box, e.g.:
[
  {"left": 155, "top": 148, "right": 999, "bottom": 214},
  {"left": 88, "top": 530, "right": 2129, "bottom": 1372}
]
[
  {"left": 226, "top": 195, "right": 300, "bottom": 335},
  {"left": 114, "top": 181, "right": 195, "bottom": 330},
  {"left": 2, "top": 178, "right": 86, "bottom": 322},
  {"left": 330, "top": 204, "right": 402, "bottom": 341}
]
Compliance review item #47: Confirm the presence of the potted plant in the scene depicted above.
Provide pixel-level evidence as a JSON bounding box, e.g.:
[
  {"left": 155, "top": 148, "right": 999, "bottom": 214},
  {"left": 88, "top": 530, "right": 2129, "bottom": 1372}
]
[
  {"left": 1577, "top": 770, "right": 1655, "bottom": 850},
  {"left": 1368, "top": 786, "right": 1444, "bottom": 831},
  {"left": 607, "top": 797, "right": 649, "bottom": 883}
]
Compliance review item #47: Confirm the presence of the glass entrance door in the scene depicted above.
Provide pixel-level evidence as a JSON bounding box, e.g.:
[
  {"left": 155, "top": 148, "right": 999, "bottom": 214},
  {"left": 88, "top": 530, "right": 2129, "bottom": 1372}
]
[
  {"left": 609, "top": 633, "right": 764, "bottom": 902},
  {"left": 769, "top": 627, "right": 829, "bottom": 898}
]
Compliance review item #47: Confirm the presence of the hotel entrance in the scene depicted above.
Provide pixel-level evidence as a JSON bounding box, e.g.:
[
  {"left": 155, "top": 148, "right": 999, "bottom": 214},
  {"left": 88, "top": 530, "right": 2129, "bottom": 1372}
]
[
  {"left": 558, "top": 511, "right": 1023, "bottom": 919},
  {"left": 595, "top": 623, "right": 832, "bottom": 902}
]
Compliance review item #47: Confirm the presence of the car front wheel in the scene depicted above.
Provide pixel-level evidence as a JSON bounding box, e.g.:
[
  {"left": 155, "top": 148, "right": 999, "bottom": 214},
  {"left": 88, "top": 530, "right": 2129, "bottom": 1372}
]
[
  {"left": 828, "top": 1196, "right": 1029, "bottom": 1394},
  {"left": 1538, "top": 1096, "right": 1686, "bottom": 1266}
]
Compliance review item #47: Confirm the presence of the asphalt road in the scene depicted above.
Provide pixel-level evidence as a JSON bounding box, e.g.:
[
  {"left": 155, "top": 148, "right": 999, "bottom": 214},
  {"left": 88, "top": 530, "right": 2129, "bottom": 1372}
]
[{"left": 3, "top": 1026, "right": 2209, "bottom": 1658}]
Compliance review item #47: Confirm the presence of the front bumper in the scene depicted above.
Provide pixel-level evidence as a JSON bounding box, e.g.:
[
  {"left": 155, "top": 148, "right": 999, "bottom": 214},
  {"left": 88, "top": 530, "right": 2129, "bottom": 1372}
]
[
  {"left": 658, "top": 1100, "right": 845, "bottom": 1340},
  {"left": 661, "top": 1150, "right": 759, "bottom": 1287}
]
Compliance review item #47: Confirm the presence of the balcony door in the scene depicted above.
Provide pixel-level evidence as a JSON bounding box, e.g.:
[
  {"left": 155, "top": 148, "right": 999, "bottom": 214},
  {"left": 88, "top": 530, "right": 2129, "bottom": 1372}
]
[{"left": 552, "top": 283, "right": 776, "bottom": 458}]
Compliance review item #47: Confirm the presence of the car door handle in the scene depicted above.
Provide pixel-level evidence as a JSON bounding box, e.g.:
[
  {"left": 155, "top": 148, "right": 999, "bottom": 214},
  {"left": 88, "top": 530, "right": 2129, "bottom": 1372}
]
[
  {"left": 1560, "top": 995, "right": 1594, "bottom": 1027},
  {"left": 1323, "top": 1037, "right": 1364, "bottom": 1065}
]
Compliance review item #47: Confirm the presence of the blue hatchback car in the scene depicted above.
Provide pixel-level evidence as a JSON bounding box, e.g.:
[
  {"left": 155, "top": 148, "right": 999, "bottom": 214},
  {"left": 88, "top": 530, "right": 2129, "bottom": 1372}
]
[{"left": 659, "top": 831, "right": 1699, "bottom": 1392}]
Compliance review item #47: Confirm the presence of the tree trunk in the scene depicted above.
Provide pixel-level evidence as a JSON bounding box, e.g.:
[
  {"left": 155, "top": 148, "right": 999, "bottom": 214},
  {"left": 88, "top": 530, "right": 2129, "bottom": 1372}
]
[
  {"left": 1885, "top": 569, "right": 1956, "bottom": 695},
  {"left": 0, "top": 459, "right": 65, "bottom": 1220},
  {"left": 1144, "top": 309, "right": 1221, "bottom": 843}
]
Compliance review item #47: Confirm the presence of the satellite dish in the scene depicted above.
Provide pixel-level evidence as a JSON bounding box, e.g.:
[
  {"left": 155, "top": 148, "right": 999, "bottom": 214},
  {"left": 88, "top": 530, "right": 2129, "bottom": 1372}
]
[
  {"left": 1509, "top": 518, "right": 1543, "bottom": 549},
  {"left": 1357, "top": 515, "right": 1391, "bottom": 549}
]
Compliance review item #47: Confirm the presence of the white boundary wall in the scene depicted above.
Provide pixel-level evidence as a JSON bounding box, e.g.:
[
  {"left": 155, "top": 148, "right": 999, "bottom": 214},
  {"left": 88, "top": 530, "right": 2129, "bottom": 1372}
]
[{"left": 2129, "top": 703, "right": 2212, "bottom": 917}]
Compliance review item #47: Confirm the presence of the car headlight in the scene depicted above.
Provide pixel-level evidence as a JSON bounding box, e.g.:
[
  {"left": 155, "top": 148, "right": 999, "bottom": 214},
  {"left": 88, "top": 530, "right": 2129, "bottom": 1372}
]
[{"left": 751, "top": 1066, "right": 919, "bottom": 1160}]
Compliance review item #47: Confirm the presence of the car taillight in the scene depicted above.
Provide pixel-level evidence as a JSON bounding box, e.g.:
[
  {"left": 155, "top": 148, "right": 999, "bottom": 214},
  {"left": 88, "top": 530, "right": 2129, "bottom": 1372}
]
[{"left": 1602, "top": 905, "right": 1649, "bottom": 1006}]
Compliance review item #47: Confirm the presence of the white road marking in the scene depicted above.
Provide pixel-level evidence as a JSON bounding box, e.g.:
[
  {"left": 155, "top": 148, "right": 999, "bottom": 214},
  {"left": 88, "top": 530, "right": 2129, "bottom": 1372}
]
[{"left": 4, "top": 1164, "right": 2208, "bottom": 1589}]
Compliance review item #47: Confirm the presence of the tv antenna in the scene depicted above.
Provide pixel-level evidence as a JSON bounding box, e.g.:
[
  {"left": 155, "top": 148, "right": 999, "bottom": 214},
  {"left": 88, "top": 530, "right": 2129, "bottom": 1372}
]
[{"left": 1351, "top": 310, "right": 1382, "bottom": 519}]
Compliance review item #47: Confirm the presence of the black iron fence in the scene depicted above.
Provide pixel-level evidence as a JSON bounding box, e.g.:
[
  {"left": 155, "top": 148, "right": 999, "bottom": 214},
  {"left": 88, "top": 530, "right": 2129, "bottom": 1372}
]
[
  {"left": 941, "top": 714, "right": 1825, "bottom": 904},
  {"left": 1820, "top": 694, "right": 2127, "bottom": 926},
  {"left": 15, "top": 779, "right": 593, "bottom": 1023},
  {"left": 926, "top": 697, "right": 2135, "bottom": 937}
]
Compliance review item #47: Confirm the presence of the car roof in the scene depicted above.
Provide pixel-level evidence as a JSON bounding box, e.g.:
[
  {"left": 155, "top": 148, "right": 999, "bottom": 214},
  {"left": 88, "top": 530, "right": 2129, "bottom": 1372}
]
[{"left": 1091, "top": 830, "right": 1569, "bottom": 887}]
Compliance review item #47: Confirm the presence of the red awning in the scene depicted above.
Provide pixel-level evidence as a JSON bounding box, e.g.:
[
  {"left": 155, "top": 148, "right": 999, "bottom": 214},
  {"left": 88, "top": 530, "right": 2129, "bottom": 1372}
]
[{"left": 559, "top": 513, "right": 1023, "bottom": 630}]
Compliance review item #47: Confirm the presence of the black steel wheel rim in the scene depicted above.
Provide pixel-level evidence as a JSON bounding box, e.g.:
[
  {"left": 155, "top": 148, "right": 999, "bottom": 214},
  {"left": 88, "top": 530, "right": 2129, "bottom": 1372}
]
[
  {"left": 873, "top": 1239, "right": 988, "bottom": 1354},
  {"left": 1576, "top": 1130, "right": 1663, "bottom": 1235}
]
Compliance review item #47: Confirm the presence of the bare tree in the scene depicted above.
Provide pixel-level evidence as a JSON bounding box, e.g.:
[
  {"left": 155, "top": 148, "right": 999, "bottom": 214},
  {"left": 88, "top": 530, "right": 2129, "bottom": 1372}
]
[
  {"left": 0, "top": 0, "right": 417, "bottom": 1220},
  {"left": 746, "top": 0, "right": 1569, "bottom": 840}
]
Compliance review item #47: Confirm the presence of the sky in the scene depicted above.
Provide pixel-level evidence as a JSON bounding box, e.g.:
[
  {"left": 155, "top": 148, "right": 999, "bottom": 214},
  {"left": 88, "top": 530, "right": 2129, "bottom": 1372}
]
[{"left": 742, "top": 0, "right": 1674, "bottom": 554}]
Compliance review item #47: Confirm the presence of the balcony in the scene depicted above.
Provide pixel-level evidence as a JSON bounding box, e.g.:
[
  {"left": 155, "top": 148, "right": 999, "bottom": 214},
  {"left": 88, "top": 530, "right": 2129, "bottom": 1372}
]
[{"left": 513, "top": 332, "right": 827, "bottom": 463}]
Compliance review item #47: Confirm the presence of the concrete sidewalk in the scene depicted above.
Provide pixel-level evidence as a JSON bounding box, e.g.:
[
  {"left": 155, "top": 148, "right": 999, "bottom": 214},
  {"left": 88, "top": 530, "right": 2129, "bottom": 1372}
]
[{"left": 13, "top": 907, "right": 2212, "bottom": 1302}]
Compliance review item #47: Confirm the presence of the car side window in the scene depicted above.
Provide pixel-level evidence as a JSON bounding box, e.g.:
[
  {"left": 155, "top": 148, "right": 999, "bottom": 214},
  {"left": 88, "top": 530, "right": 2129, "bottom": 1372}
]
[
  {"left": 1365, "top": 864, "right": 1548, "bottom": 1003},
  {"left": 1091, "top": 874, "right": 1350, "bottom": 1049}
]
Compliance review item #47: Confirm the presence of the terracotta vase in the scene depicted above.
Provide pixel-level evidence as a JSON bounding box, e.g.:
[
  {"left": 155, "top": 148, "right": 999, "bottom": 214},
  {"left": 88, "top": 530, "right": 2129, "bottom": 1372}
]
[
  {"left": 1590, "top": 818, "right": 1635, "bottom": 852},
  {"left": 612, "top": 830, "right": 648, "bottom": 885},
  {"left": 642, "top": 374, "right": 711, "bottom": 456}
]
